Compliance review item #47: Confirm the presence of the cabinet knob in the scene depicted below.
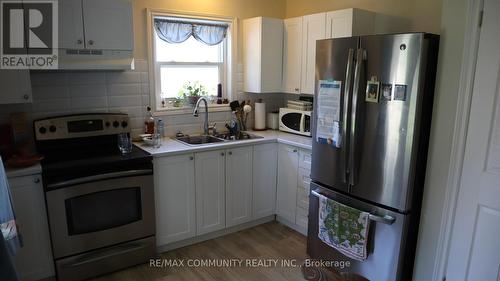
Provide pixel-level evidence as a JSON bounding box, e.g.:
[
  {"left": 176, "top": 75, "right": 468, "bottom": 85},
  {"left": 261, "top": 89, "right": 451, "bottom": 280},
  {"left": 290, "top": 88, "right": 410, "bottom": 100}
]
[
  {"left": 88, "top": 40, "right": 94, "bottom": 45},
  {"left": 23, "top": 94, "right": 29, "bottom": 100},
  {"left": 189, "top": 156, "right": 194, "bottom": 160},
  {"left": 221, "top": 152, "right": 225, "bottom": 156},
  {"left": 34, "top": 178, "right": 40, "bottom": 183},
  {"left": 228, "top": 151, "right": 232, "bottom": 155},
  {"left": 76, "top": 39, "right": 83, "bottom": 45}
]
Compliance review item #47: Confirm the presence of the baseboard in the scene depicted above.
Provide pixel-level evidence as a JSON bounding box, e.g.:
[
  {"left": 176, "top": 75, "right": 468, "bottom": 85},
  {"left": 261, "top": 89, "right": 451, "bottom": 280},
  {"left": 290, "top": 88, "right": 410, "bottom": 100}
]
[
  {"left": 276, "top": 215, "right": 308, "bottom": 236},
  {"left": 156, "top": 215, "right": 275, "bottom": 253}
]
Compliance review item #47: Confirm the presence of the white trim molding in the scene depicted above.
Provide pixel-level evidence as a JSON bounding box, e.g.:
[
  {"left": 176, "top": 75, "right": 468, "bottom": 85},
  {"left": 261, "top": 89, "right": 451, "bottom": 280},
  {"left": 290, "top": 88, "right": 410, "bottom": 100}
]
[{"left": 433, "top": 0, "right": 484, "bottom": 280}]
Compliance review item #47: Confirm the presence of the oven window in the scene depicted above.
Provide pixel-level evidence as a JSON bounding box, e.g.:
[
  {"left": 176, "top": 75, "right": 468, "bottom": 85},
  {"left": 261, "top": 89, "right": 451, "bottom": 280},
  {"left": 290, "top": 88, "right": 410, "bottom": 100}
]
[
  {"left": 65, "top": 187, "right": 142, "bottom": 235},
  {"left": 282, "top": 112, "right": 302, "bottom": 131}
]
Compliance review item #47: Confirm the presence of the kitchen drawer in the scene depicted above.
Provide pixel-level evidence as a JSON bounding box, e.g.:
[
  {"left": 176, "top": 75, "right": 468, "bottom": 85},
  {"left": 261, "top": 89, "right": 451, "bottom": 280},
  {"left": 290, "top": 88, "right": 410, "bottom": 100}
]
[
  {"left": 298, "top": 167, "right": 311, "bottom": 189},
  {"left": 297, "top": 187, "right": 310, "bottom": 210},
  {"left": 299, "top": 149, "right": 312, "bottom": 170},
  {"left": 296, "top": 206, "right": 309, "bottom": 228}
]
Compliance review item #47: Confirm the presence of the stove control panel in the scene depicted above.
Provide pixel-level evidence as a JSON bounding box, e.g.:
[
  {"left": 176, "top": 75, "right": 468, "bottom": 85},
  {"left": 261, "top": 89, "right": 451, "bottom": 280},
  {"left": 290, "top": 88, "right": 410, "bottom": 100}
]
[{"left": 34, "top": 113, "right": 130, "bottom": 140}]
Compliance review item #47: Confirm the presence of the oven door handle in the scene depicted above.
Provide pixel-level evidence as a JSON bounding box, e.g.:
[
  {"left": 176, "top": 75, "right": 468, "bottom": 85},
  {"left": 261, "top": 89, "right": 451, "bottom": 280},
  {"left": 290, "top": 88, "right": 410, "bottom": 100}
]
[
  {"left": 63, "top": 241, "right": 150, "bottom": 268},
  {"left": 311, "top": 189, "right": 396, "bottom": 225},
  {"left": 47, "top": 169, "right": 153, "bottom": 189}
]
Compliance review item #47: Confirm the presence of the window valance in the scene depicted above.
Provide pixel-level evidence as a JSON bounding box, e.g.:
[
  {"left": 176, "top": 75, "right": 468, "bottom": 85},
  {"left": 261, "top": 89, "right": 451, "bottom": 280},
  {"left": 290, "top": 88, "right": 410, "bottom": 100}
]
[{"left": 154, "top": 18, "right": 228, "bottom": 46}]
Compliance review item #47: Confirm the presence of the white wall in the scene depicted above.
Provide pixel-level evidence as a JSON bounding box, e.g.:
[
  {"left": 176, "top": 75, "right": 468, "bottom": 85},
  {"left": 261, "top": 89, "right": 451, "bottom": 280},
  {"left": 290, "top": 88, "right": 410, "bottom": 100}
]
[{"left": 412, "top": 0, "right": 470, "bottom": 280}]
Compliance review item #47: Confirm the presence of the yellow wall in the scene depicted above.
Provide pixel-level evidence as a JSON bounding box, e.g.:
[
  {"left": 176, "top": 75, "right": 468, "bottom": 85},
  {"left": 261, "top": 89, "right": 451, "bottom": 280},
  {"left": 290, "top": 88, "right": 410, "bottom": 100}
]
[
  {"left": 133, "top": 0, "right": 287, "bottom": 59},
  {"left": 285, "top": 0, "right": 442, "bottom": 34}
]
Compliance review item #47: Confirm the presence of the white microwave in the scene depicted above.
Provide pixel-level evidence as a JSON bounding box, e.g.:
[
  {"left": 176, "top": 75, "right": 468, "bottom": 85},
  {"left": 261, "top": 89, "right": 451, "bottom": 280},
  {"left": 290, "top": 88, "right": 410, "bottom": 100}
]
[{"left": 279, "top": 108, "right": 312, "bottom": 137}]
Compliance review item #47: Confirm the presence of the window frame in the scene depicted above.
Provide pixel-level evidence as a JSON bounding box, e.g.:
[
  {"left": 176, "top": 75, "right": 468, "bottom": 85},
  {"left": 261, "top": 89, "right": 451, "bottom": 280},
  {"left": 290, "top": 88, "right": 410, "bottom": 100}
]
[{"left": 147, "top": 9, "right": 236, "bottom": 114}]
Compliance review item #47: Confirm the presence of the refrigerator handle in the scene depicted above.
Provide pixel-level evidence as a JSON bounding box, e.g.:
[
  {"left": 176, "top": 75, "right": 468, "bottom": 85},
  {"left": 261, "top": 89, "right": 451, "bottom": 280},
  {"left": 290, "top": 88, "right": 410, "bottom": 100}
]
[
  {"left": 341, "top": 48, "right": 355, "bottom": 183},
  {"left": 349, "top": 49, "right": 365, "bottom": 186}
]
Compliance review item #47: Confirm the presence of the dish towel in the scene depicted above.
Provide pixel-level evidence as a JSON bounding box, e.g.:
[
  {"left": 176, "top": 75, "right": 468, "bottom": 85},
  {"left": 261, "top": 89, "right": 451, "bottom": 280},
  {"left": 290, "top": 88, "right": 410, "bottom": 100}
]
[
  {"left": 318, "top": 193, "right": 370, "bottom": 261},
  {"left": 0, "top": 157, "right": 22, "bottom": 257}
]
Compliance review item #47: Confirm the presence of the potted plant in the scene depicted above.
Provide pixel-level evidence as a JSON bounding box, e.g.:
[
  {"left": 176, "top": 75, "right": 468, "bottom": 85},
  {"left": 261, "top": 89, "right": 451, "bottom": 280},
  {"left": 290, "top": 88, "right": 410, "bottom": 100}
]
[{"left": 178, "top": 81, "right": 208, "bottom": 106}]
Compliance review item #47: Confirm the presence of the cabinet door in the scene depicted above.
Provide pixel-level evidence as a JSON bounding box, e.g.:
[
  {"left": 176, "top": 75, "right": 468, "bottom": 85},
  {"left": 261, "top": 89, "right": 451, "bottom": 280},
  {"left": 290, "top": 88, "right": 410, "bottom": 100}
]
[
  {"left": 0, "top": 70, "right": 32, "bottom": 104},
  {"left": 226, "top": 146, "right": 253, "bottom": 227},
  {"left": 326, "top": 9, "right": 353, "bottom": 39},
  {"left": 253, "top": 143, "right": 278, "bottom": 219},
  {"left": 282, "top": 17, "right": 303, "bottom": 94},
  {"left": 81, "top": 0, "right": 133, "bottom": 50},
  {"left": 195, "top": 150, "right": 226, "bottom": 235},
  {"left": 10, "top": 174, "right": 54, "bottom": 281},
  {"left": 154, "top": 154, "right": 196, "bottom": 245},
  {"left": 301, "top": 13, "right": 326, "bottom": 95},
  {"left": 59, "top": 0, "right": 85, "bottom": 49},
  {"left": 276, "top": 144, "right": 299, "bottom": 223}
]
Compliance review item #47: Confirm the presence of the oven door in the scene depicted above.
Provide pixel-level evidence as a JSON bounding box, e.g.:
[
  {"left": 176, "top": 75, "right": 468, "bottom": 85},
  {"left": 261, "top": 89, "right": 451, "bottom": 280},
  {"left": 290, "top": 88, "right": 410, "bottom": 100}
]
[{"left": 46, "top": 171, "right": 155, "bottom": 259}]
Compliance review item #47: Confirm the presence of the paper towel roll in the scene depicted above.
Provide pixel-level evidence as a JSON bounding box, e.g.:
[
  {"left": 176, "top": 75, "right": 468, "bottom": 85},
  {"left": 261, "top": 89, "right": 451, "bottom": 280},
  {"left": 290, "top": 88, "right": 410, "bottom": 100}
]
[{"left": 254, "top": 102, "right": 266, "bottom": 130}]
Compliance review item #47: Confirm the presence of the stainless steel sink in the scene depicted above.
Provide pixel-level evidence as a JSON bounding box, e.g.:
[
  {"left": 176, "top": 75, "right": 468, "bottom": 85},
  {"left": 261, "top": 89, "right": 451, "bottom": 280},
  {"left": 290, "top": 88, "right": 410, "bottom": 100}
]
[
  {"left": 215, "top": 132, "right": 264, "bottom": 141},
  {"left": 175, "top": 135, "right": 224, "bottom": 146},
  {"left": 175, "top": 132, "right": 263, "bottom": 146}
]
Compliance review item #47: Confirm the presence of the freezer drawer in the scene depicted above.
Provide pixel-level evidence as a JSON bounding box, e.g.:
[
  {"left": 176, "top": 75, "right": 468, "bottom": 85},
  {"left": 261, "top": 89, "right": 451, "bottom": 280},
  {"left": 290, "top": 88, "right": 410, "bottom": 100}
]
[{"left": 307, "top": 182, "right": 415, "bottom": 281}]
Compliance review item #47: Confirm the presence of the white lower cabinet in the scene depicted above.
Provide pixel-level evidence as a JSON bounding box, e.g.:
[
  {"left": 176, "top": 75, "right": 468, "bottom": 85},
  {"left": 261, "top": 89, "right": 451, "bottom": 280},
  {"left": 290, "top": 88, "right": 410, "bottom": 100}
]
[
  {"left": 276, "top": 144, "right": 299, "bottom": 222},
  {"left": 226, "top": 146, "right": 253, "bottom": 227},
  {"left": 195, "top": 149, "right": 226, "bottom": 235},
  {"left": 154, "top": 154, "right": 196, "bottom": 245},
  {"left": 252, "top": 143, "right": 278, "bottom": 219},
  {"left": 9, "top": 174, "right": 54, "bottom": 281}
]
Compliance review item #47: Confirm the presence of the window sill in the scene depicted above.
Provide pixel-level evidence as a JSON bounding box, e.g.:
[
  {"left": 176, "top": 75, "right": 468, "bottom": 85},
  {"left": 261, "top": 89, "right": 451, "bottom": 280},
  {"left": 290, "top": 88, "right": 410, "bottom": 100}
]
[{"left": 153, "top": 104, "right": 231, "bottom": 116}]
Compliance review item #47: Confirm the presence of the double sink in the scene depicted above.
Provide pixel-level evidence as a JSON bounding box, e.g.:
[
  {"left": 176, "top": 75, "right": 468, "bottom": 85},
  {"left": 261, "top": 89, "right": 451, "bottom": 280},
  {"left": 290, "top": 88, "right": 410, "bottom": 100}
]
[{"left": 175, "top": 132, "right": 263, "bottom": 146}]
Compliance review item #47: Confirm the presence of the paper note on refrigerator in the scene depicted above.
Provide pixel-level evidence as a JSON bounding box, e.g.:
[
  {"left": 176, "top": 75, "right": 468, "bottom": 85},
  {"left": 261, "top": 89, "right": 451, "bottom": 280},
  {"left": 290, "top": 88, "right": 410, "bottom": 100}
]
[{"left": 316, "top": 80, "right": 342, "bottom": 148}]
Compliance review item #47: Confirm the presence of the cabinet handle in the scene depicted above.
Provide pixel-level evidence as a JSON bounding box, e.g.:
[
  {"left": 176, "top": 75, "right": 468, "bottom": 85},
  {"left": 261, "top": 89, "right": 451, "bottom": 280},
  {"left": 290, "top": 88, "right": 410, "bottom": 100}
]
[
  {"left": 293, "top": 149, "right": 298, "bottom": 152},
  {"left": 23, "top": 94, "right": 29, "bottom": 100},
  {"left": 34, "top": 178, "right": 40, "bottom": 183},
  {"left": 88, "top": 40, "right": 94, "bottom": 45},
  {"left": 189, "top": 156, "right": 194, "bottom": 160},
  {"left": 294, "top": 88, "right": 299, "bottom": 92},
  {"left": 76, "top": 39, "right": 83, "bottom": 45},
  {"left": 228, "top": 151, "right": 232, "bottom": 155},
  {"left": 221, "top": 152, "right": 225, "bottom": 156}
]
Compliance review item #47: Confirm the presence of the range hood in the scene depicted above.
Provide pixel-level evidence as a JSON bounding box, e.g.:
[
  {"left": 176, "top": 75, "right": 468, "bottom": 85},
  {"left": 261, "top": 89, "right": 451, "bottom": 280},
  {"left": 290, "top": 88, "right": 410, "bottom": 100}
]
[{"left": 57, "top": 49, "right": 134, "bottom": 70}]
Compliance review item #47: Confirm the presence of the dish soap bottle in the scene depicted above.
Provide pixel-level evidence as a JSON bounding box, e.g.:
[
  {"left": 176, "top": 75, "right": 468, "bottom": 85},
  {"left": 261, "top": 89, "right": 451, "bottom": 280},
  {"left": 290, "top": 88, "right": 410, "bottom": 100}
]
[{"left": 144, "top": 106, "right": 155, "bottom": 134}]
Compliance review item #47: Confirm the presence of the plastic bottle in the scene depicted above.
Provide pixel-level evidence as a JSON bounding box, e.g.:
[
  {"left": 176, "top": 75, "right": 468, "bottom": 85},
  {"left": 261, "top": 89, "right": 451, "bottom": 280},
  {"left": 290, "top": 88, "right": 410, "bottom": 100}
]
[{"left": 155, "top": 118, "right": 164, "bottom": 148}]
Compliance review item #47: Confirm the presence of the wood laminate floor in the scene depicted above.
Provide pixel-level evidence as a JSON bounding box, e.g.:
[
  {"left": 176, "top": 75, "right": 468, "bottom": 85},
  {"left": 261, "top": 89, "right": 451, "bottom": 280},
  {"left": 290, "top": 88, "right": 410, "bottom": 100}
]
[{"left": 90, "top": 222, "right": 309, "bottom": 281}]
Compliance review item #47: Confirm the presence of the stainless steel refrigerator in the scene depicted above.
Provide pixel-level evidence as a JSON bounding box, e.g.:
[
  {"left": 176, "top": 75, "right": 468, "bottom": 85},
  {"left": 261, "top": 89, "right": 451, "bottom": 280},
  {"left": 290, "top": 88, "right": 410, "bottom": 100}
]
[{"left": 307, "top": 33, "right": 439, "bottom": 281}]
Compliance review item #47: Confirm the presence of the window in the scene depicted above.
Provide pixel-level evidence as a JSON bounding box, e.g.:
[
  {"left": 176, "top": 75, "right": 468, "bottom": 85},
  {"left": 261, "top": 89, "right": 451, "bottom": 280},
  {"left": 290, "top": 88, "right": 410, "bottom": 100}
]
[{"left": 150, "top": 14, "right": 232, "bottom": 111}]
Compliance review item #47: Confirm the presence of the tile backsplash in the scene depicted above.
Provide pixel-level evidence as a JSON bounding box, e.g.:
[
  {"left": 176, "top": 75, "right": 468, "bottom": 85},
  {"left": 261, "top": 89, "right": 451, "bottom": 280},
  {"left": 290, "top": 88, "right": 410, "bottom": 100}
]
[{"left": 0, "top": 59, "right": 288, "bottom": 139}]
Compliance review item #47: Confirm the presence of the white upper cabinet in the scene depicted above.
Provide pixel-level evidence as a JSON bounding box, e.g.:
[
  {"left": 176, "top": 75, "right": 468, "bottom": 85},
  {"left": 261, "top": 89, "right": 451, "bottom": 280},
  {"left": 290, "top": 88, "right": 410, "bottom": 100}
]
[
  {"left": 59, "top": 0, "right": 84, "bottom": 49},
  {"left": 59, "top": 0, "right": 133, "bottom": 50},
  {"left": 0, "top": 70, "right": 32, "bottom": 104},
  {"left": 243, "top": 17, "right": 283, "bottom": 93},
  {"left": 282, "top": 17, "right": 303, "bottom": 94},
  {"left": 154, "top": 154, "right": 196, "bottom": 246},
  {"left": 326, "top": 8, "right": 375, "bottom": 39},
  {"left": 226, "top": 146, "right": 253, "bottom": 227},
  {"left": 82, "top": 0, "right": 133, "bottom": 50},
  {"left": 300, "top": 13, "right": 326, "bottom": 95}
]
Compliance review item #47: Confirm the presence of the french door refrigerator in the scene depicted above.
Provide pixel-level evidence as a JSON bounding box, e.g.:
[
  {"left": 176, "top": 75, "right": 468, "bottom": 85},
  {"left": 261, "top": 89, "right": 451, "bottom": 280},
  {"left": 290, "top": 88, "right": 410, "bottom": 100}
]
[{"left": 307, "top": 33, "right": 439, "bottom": 281}]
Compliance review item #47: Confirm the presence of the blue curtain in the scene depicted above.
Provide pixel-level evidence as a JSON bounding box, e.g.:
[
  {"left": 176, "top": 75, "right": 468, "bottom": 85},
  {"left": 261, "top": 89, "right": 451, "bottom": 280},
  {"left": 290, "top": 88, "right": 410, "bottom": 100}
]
[{"left": 154, "top": 19, "right": 228, "bottom": 45}]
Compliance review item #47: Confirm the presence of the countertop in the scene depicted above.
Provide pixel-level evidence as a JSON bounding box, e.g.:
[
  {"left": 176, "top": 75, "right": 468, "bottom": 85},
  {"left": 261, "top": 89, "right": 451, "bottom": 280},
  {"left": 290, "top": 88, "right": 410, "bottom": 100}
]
[
  {"left": 136, "top": 130, "right": 312, "bottom": 157},
  {"left": 5, "top": 163, "right": 42, "bottom": 178}
]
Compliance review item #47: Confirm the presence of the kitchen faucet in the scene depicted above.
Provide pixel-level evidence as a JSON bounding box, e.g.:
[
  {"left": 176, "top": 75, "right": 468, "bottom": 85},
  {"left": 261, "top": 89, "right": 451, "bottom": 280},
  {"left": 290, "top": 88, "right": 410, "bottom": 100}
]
[{"left": 193, "top": 97, "right": 216, "bottom": 135}]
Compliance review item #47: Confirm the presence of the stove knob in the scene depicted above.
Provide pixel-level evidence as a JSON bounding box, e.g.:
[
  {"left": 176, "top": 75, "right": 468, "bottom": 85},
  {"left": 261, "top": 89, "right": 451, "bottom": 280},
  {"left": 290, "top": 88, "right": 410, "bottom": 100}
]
[
  {"left": 49, "top": 125, "right": 57, "bottom": 133},
  {"left": 39, "top": 127, "right": 47, "bottom": 134},
  {"left": 121, "top": 121, "right": 128, "bottom": 128},
  {"left": 105, "top": 121, "right": 110, "bottom": 127},
  {"left": 113, "top": 121, "right": 119, "bottom": 128}
]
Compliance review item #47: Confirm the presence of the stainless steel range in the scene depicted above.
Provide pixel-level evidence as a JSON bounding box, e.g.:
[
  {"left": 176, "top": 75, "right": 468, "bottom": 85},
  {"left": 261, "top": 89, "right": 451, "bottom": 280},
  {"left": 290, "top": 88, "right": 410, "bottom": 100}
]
[{"left": 34, "top": 113, "right": 156, "bottom": 281}]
